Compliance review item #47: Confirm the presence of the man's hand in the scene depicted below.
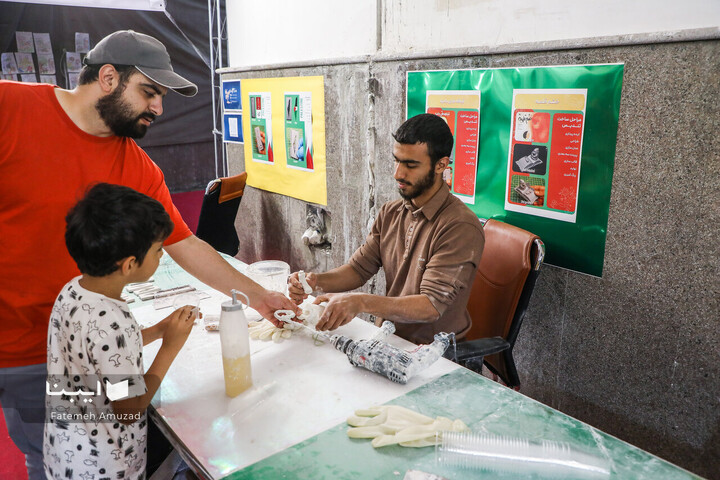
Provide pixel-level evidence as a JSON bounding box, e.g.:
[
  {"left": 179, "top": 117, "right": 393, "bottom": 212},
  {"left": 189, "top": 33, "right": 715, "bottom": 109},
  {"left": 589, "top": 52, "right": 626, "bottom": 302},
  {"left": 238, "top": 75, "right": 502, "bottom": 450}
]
[
  {"left": 252, "top": 289, "right": 300, "bottom": 327},
  {"left": 287, "top": 271, "right": 318, "bottom": 305},
  {"left": 314, "top": 292, "right": 363, "bottom": 331}
]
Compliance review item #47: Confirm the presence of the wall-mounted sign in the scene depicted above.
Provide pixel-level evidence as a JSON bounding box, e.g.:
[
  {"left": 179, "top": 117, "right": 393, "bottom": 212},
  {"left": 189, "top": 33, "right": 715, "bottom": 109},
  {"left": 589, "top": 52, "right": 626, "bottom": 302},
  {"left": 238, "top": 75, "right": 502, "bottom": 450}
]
[
  {"left": 241, "top": 76, "right": 327, "bottom": 205},
  {"left": 407, "top": 64, "right": 624, "bottom": 276}
]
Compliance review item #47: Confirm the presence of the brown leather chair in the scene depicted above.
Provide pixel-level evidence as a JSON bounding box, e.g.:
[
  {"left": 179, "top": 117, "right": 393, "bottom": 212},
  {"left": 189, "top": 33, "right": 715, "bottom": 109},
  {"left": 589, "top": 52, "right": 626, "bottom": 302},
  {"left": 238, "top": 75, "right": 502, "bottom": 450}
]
[
  {"left": 195, "top": 172, "right": 247, "bottom": 256},
  {"left": 449, "top": 219, "right": 544, "bottom": 388}
]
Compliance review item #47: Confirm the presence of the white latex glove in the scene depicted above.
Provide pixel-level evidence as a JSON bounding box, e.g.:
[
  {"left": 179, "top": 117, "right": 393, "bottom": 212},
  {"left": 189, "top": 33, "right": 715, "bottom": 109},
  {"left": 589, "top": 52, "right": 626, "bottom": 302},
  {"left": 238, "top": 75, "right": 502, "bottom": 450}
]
[
  {"left": 347, "top": 405, "right": 469, "bottom": 448},
  {"left": 373, "top": 417, "right": 470, "bottom": 448},
  {"left": 248, "top": 319, "right": 293, "bottom": 343}
]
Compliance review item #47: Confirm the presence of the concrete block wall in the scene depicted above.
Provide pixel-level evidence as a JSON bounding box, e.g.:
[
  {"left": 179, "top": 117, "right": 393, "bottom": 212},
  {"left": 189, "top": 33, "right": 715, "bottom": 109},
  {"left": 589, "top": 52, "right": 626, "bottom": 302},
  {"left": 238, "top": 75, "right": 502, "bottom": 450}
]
[{"left": 222, "top": 39, "right": 719, "bottom": 478}]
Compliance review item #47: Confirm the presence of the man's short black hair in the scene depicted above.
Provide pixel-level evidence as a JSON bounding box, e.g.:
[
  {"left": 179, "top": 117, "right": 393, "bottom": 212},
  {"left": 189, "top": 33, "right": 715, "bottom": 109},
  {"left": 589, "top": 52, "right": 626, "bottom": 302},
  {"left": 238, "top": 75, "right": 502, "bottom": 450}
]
[
  {"left": 78, "top": 64, "right": 137, "bottom": 87},
  {"left": 392, "top": 113, "right": 454, "bottom": 165},
  {"left": 65, "top": 183, "right": 174, "bottom": 277}
]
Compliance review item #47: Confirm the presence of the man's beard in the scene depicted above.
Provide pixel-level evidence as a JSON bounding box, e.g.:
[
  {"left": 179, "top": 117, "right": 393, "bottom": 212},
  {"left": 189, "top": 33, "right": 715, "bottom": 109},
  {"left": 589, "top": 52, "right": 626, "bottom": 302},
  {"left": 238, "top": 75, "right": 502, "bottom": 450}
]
[
  {"left": 398, "top": 167, "right": 436, "bottom": 200},
  {"left": 95, "top": 87, "right": 155, "bottom": 139}
]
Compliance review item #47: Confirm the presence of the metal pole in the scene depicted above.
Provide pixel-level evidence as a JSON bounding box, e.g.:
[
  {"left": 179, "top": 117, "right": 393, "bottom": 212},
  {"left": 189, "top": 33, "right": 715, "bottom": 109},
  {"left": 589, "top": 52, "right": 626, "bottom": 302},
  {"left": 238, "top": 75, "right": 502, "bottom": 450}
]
[
  {"left": 207, "top": 0, "right": 220, "bottom": 179},
  {"left": 216, "top": 0, "right": 226, "bottom": 177}
]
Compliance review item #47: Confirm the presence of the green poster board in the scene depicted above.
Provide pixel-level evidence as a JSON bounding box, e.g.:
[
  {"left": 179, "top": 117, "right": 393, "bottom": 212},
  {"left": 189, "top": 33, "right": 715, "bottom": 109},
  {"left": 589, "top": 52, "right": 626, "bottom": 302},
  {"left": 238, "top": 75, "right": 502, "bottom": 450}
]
[{"left": 407, "top": 64, "right": 624, "bottom": 276}]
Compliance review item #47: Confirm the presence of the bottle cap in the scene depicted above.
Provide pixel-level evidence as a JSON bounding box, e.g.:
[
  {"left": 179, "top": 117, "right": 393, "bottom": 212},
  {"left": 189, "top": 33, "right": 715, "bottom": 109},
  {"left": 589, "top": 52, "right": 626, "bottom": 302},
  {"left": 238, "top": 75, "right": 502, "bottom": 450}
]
[
  {"left": 221, "top": 301, "right": 245, "bottom": 312},
  {"left": 222, "top": 289, "right": 248, "bottom": 311}
]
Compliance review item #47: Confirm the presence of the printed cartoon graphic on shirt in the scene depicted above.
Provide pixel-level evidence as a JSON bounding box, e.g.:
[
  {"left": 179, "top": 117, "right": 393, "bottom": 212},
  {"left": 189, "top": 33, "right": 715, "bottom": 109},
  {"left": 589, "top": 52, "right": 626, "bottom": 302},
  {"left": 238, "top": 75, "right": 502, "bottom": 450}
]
[{"left": 44, "top": 279, "right": 148, "bottom": 480}]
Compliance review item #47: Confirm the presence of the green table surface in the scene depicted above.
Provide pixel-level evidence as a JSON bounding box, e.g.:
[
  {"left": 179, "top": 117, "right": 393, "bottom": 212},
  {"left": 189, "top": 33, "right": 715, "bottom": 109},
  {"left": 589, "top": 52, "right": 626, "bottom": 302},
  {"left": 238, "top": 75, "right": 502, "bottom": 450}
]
[{"left": 229, "top": 367, "right": 700, "bottom": 479}]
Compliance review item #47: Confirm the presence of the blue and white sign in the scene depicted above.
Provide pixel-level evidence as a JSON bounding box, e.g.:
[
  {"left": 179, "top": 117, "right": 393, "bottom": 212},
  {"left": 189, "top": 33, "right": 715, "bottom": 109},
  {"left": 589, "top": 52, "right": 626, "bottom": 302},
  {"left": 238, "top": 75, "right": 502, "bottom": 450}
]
[
  {"left": 222, "top": 80, "right": 242, "bottom": 111},
  {"left": 223, "top": 113, "right": 243, "bottom": 144}
]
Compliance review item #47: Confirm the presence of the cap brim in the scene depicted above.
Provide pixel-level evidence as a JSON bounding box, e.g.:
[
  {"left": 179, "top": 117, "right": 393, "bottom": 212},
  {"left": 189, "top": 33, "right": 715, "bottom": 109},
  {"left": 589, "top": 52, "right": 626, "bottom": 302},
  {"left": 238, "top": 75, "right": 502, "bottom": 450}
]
[{"left": 136, "top": 66, "right": 198, "bottom": 97}]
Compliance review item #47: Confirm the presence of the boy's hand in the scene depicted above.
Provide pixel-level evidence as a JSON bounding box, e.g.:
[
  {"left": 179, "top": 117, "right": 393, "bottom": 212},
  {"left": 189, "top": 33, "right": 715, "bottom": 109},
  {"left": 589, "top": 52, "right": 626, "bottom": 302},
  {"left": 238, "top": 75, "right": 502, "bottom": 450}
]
[
  {"left": 155, "top": 305, "right": 201, "bottom": 337},
  {"left": 162, "top": 306, "right": 197, "bottom": 352}
]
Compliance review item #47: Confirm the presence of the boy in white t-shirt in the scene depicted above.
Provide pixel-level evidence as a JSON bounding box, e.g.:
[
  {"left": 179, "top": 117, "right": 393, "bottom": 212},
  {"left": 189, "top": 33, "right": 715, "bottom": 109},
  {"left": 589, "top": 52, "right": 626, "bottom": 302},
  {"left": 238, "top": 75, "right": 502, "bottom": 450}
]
[{"left": 43, "top": 183, "right": 198, "bottom": 480}]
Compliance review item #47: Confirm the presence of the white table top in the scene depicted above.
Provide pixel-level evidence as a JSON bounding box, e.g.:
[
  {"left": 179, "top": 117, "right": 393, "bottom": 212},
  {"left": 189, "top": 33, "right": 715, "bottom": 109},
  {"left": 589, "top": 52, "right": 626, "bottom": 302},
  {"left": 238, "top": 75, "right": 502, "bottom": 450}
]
[{"left": 135, "top": 256, "right": 458, "bottom": 479}]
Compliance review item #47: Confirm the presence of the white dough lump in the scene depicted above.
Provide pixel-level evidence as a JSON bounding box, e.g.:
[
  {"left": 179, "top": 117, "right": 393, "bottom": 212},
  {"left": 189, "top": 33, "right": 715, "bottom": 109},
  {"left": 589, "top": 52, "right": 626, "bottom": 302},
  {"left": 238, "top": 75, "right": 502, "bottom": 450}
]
[{"left": 347, "top": 405, "right": 469, "bottom": 448}]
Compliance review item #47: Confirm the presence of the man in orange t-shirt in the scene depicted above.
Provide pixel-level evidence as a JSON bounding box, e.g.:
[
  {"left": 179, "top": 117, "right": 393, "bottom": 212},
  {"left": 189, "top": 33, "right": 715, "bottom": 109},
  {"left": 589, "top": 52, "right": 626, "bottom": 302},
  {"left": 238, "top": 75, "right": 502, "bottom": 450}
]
[{"left": 0, "top": 30, "right": 297, "bottom": 479}]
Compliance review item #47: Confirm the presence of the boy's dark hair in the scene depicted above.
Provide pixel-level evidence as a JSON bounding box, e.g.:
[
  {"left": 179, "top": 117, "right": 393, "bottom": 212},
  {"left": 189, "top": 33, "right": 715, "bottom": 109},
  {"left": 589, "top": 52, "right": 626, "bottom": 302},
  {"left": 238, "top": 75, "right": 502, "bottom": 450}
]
[
  {"left": 78, "top": 64, "right": 137, "bottom": 87},
  {"left": 65, "top": 183, "right": 174, "bottom": 277},
  {"left": 392, "top": 113, "right": 454, "bottom": 166}
]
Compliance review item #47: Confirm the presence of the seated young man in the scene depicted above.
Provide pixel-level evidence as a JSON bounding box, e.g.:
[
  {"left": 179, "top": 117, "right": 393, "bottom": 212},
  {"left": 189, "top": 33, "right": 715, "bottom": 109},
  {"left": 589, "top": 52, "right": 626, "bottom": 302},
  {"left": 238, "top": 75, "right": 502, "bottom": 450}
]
[
  {"left": 44, "top": 183, "right": 198, "bottom": 480},
  {"left": 288, "top": 114, "right": 485, "bottom": 345}
]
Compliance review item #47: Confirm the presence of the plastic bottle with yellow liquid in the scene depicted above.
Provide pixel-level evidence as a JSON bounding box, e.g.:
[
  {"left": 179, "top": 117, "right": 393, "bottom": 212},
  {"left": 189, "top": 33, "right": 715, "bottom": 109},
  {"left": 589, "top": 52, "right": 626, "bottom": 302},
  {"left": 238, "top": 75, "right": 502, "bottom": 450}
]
[{"left": 219, "top": 290, "right": 253, "bottom": 397}]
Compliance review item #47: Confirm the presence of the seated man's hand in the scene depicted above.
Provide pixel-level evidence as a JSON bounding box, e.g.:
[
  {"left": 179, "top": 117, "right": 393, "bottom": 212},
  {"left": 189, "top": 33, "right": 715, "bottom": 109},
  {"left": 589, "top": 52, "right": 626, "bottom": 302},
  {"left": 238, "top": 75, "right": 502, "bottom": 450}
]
[
  {"left": 314, "top": 293, "right": 362, "bottom": 331},
  {"left": 287, "top": 271, "right": 317, "bottom": 305},
  {"left": 253, "top": 289, "right": 300, "bottom": 327}
]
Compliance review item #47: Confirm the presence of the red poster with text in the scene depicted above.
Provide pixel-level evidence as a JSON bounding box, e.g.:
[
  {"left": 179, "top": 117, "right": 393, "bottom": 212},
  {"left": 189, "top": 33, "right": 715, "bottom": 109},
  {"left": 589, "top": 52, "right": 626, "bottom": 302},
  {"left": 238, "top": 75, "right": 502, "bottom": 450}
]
[
  {"left": 547, "top": 113, "right": 583, "bottom": 213},
  {"left": 454, "top": 110, "right": 479, "bottom": 196}
]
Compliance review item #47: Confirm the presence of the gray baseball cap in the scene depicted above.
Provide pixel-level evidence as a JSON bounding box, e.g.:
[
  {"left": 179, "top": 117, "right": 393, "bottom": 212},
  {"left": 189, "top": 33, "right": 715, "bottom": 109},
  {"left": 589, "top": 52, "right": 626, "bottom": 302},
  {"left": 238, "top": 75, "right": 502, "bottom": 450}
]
[{"left": 84, "top": 30, "right": 197, "bottom": 97}]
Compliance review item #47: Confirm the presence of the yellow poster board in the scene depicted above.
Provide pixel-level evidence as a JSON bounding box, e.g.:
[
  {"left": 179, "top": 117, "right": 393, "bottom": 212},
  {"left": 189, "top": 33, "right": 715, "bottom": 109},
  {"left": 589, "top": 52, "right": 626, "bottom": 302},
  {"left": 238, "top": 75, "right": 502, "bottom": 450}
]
[{"left": 241, "top": 76, "right": 327, "bottom": 205}]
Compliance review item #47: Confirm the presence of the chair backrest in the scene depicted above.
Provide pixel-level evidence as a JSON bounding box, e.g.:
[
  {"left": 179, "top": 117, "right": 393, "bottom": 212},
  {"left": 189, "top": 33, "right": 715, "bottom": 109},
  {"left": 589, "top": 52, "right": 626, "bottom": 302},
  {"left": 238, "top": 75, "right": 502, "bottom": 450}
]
[
  {"left": 466, "top": 219, "right": 543, "bottom": 384},
  {"left": 195, "top": 172, "right": 247, "bottom": 256}
]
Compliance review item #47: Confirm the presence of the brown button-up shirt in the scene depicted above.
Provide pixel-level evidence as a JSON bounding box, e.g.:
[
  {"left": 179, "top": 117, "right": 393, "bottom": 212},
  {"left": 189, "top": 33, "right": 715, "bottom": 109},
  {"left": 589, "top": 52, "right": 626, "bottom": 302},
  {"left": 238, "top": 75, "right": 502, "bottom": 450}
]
[{"left": 349, "top": 183, "right": 484, "bottom": 345}]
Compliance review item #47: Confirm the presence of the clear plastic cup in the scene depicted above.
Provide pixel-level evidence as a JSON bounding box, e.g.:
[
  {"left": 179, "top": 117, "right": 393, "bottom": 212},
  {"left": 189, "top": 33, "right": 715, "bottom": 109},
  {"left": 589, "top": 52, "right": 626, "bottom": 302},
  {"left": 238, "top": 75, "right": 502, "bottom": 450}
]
[
  {"left": 246, "top": 260, "right": 291, "bottom": 294},
  {"left": 171, "top": 292, "right": 203, "bottom": 323}
]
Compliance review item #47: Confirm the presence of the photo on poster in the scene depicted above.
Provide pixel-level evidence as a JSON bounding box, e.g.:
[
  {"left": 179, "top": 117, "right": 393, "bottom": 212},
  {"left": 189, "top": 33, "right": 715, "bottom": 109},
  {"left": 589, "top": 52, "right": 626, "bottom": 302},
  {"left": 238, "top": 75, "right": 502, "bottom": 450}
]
[
  {"left": 37, "top": 54, "right": 55, "bottom": 74},
  {"left": 287, "top": 128, "right": 303, "bottom": 160},
  {"left": 14, "top": 53, "right": 35, "bottom": 74},
  {"left": 247, "top": 92, "right": 273, "bottom": 163},
  {"left": 512, "top": 144, "right": 547, "bottom": 175},
  {"left": 505, "top": 88, "right": 587, "bottom": 223},
  {"left": 67, "top": 71, "right": 80, "bottom": 89},
  {"left": 75, "top": 33, "right": 90, "bottom": 53},
  {"left": 252, "top": 125, "right": 266, "bottom": 153},
  {"left": 514, "top": 111, "right": 550, "bottom": 143},
  {"left": 66, "top": 52, "right": 82, "bottom": 72},
  {"left": 20, "top": 73, "right": 37, "bottom": 83},
  {"left": 284, "top": 92, "right": 313, "bottom": 171},
  {"left": 285, "top": 97, "right": 293, "bottom": 121},
  {"left": 1, "top": 53, "right": 19, "bottom": 75},
  {"left": 33, "top": 33, "right": 52, "bottom": 54},
  {"left": 509, "top": 175, "right": 545, "bottom": 206},
  {"left": 16, "top": 32, "right": 34, "bottom": 53},
  {"left": 39, "top": 74, "right": 57, "bottom": 85},
  {"left": 426, "top": 90, "right": 481, "bottom": 204}
]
